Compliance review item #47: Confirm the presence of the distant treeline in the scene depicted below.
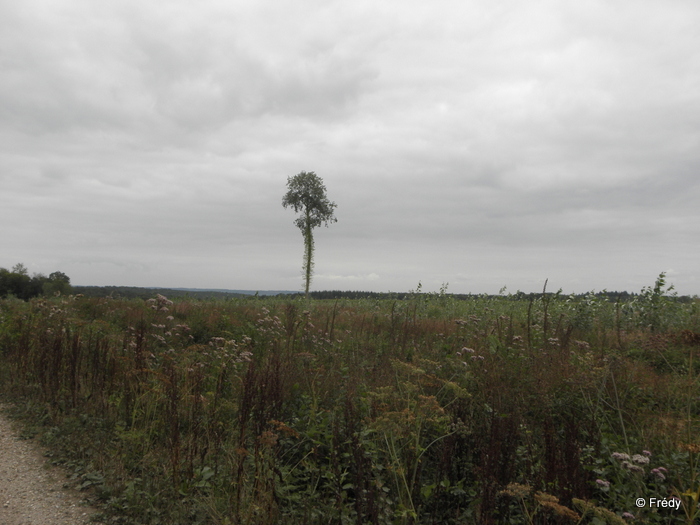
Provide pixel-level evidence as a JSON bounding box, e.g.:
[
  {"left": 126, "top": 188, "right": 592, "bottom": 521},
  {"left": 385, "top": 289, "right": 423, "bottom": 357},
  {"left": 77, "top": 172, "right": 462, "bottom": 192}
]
[
  {"left": 72, "top": 286, "right": 249, "bottom": 300},
  {"left": 305, "top": 289, "right": 695, "bottom": 302},
  {"left": 0, "top": 264, "right": 72, "bottom": 300},
  {"left": 71, "top": 287, "right": 695, "bottom": 302},
  {"left": 4, "top": 269, "right": 694, "bottom": 303}
]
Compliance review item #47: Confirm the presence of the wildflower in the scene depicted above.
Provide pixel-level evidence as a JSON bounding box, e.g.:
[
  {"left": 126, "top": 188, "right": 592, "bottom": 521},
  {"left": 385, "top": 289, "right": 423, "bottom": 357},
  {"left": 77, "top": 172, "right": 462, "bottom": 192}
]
[
  {"left": 209, "top": 337, "right": 226, "bottom": 347},
  {"left": 632, "top": 454, "right": 650, "bottom": 465},
  {"left": 623, "top": 462, "right": 644, "bottom": 474},
  {"left": 595, "top": 479, "right": 611, "bottom": 488},
  {"left": 612, "top": 452, "right": 631, "bottom": 461},
  {"left": 642, "top": 450, "right": 652, "bottom": 457},
  {"left": 650, "top": 468, "right": 666, "bottom": 481},
  {"left": 156, "top": 294, "right": 173, "bottom": 306},
  {"left": 621, "top": 512, "right": 635, "bottom": 520},
  {"left": 499, "top": 483, "right": 531, "bottom": 499},
  {"left": 462, "top": 347, "right": 475, "bottom": 353}
]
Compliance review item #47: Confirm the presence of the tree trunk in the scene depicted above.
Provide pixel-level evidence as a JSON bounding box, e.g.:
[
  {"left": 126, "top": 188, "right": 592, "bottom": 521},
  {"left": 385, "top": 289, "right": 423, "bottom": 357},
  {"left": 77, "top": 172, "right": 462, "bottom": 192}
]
[{"left": 303, "top": 209, "right": 313, "bottom": 300}]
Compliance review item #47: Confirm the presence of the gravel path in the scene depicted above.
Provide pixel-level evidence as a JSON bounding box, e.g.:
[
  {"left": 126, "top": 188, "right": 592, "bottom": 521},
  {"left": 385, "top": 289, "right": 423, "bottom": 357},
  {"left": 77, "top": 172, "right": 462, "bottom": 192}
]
[{"left": 0, "top": 405, "right": 104, "bottom": 525}]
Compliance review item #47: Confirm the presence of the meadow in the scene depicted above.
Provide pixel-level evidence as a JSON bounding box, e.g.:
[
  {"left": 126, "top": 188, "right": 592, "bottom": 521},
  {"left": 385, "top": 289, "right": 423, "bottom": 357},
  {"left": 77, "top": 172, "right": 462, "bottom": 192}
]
[{"left": 0, "top": 275, "right": 699, "bottom": 524}]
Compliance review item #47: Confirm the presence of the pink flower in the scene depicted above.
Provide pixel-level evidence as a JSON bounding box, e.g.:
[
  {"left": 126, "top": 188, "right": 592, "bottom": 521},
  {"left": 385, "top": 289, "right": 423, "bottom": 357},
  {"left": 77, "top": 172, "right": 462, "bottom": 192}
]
[
  {"left": 650, "top": 468, "right": 666, "bottom": 481},
  {"left": 632, "top": 454, "right": 650, "bottom": 465},
  {"left": 612, "top": 452, "right": 630, "bottom": 461}
]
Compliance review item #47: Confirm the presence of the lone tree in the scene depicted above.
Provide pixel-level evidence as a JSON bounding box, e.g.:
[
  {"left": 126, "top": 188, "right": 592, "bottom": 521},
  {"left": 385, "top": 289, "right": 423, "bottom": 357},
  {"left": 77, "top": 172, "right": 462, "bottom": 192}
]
[{"left": 282, "top": 171, "right": 337, "bottom": 298}]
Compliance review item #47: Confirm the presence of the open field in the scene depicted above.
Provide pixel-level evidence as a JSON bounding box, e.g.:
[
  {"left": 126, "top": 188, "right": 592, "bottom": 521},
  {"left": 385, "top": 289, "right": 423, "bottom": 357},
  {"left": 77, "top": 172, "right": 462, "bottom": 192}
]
[{"left": 1, "top": 279, "right": 699, "bottom": 524}]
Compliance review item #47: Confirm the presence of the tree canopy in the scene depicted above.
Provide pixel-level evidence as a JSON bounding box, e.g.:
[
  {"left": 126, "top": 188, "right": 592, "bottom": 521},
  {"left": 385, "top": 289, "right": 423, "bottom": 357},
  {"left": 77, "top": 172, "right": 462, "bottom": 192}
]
[
  {"left": 0, "top": 264, "right": 72, "bottom": 299},
  {"left": 282, "top": 171, "right": 337, "bottom": 231}
]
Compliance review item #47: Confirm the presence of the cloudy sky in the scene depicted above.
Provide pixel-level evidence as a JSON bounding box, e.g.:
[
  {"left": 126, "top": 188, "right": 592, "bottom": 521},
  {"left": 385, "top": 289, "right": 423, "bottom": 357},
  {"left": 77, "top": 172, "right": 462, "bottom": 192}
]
[{"left": 2, "top": 0, "right": 699, "bottom": 295}]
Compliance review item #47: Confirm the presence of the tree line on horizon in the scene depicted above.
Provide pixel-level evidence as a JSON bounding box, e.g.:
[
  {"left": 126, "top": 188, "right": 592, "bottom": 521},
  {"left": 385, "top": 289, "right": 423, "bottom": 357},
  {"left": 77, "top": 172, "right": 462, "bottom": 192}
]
[
  {"left": 304, "top": 289, "right": 695, "bottom": 302},
  {"left": 3, "top": 263, "right": 693, "bottom": 303},
  {"left": 69, "top": 287, "right": 668, "bottom": 302},
  {"left": 0, "top": 263, "right": 72, "bottom": 300}
]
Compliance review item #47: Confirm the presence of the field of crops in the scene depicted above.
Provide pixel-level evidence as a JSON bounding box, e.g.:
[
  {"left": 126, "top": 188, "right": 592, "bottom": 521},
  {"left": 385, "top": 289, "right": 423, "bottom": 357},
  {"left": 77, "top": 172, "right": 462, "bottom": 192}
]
[{"left": 1, "top": 277, "right": 699, "bottom": 524}]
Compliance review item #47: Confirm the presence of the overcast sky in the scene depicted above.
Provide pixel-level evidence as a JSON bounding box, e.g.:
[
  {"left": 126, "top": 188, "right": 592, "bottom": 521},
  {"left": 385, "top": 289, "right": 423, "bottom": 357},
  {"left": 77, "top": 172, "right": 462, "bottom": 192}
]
[{"left": 2, "top": 0, "right": 699, "bottom": 295}]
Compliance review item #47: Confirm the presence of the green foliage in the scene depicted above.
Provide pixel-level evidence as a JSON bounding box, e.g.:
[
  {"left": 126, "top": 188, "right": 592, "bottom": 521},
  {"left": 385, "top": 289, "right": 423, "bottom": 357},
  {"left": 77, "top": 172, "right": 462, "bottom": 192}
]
[
  {"left": 625, "top": 272, "right": 681, "bottom": 333},
  {"left": 0, "top": 273, "right": 699, "bottom": 523},
  {"left": 282, "top": 171, "right": 337, "bottom": 299},
  {"left": 43, "top": 271, "right": 72, "bottom": 296},
  {"left": 0, "top": 263, "right": 72, "bottom": 300}
]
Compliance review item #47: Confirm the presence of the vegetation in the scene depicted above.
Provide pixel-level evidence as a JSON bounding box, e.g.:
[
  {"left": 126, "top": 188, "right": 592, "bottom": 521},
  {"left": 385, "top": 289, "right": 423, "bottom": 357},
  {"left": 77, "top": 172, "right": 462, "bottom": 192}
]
[
  {"left": 0, "top": 263, "right": 72, "bottom": 299},
  {"left": 0, "top": 273, "right": 699, "bottom": 524},
  {"left": 72, "top": 286, "right": 250, "bottom": 301},
  {"left": 282, "top": 171, "right": 337, "bottom": 299}
]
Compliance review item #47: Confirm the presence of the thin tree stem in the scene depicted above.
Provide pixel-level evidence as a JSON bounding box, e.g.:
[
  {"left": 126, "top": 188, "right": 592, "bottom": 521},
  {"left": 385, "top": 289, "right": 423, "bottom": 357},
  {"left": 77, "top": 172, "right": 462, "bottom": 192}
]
[{"left": 304, "top": 209, "right": 313, "bottom": 299}]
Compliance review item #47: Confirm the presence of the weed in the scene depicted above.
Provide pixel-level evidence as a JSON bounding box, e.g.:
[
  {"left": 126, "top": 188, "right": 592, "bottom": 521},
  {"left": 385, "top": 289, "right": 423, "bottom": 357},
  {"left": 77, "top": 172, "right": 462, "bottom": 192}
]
[{"left": 0, "top": 277, "right": 698, "bottom": 523}]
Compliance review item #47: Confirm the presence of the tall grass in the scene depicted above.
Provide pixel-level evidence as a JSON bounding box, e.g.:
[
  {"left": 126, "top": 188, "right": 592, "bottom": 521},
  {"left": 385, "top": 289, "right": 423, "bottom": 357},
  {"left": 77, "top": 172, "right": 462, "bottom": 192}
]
[{"left": 0, "top": 282, "right": 698, "bottom": 524}]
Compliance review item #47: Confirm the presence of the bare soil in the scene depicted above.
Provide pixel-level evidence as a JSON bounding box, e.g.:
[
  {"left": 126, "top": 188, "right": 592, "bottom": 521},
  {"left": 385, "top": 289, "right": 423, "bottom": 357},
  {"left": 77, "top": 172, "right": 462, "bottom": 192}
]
[{"left": 0, "top": 405, "right": 105, "bottom": 525}]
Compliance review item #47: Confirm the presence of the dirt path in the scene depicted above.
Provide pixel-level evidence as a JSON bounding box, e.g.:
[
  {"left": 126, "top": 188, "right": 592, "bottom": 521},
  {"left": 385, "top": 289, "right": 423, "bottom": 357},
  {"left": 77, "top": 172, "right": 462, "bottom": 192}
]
[{"left": 0, "top": 405, "right": 104, "bottom": 525}]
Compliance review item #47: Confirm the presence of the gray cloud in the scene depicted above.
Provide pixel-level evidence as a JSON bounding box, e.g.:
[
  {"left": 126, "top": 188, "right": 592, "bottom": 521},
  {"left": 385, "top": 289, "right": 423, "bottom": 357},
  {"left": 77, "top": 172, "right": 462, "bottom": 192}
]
[{"left": 1, "top": 0, "right": 699, "bottom": 294}]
